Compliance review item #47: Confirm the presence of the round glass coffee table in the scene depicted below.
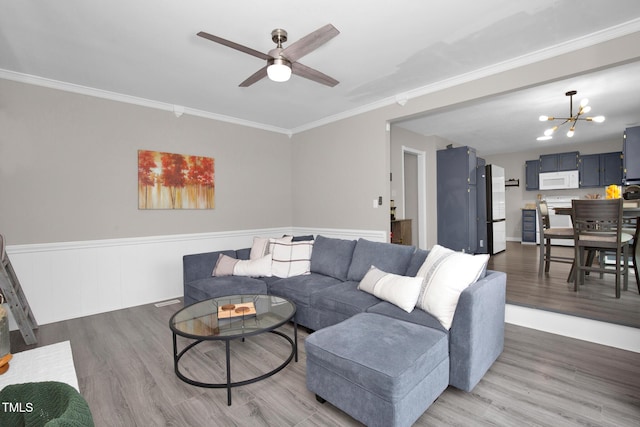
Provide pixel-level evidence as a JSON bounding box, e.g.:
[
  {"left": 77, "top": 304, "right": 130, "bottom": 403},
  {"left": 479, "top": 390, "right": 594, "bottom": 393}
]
[{"left": 169, "top": 294, "right": 297, "bottom": 405}]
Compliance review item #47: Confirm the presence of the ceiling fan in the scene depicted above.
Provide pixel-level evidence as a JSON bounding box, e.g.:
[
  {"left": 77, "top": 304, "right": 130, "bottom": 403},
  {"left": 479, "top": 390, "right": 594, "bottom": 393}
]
[{"left": 197, "top": 24, "right": 340, "bottom": 87}]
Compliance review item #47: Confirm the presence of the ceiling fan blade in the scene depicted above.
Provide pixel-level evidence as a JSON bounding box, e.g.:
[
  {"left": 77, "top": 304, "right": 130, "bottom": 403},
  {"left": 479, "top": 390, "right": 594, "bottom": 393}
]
[
  {"left": 281, "top": 24, "right": 339, "bottom": 63},
  {"left": 239, "top": 66, "right": 268, "bottom": 87},
  {"left": 291, "top": 62, "right": 339, "bottom": 87},
  {"left": 197, "top": 31, "right": 271, "bottom": 61}
]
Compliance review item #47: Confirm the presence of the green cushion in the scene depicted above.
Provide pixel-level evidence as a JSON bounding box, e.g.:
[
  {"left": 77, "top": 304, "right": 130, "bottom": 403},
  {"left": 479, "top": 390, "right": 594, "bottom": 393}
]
[{"left": 0, "top": 381, "right": 94, "bottom": 427}]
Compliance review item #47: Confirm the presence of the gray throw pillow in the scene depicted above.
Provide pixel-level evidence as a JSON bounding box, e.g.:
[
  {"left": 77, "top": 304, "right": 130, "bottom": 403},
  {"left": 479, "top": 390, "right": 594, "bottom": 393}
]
[
  {"left": 346, "top": 238, "right": 415, "bottom": 281},
  {"left": 310, "top": 235, "right": 357, "bottom": 281}
]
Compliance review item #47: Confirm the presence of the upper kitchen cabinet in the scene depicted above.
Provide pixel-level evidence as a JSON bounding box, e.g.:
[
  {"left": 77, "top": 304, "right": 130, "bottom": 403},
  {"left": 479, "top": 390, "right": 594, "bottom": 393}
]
[
  {"left": 539, "top": 151, "right": 579, "bottom": 172},
  {"left": 623, "top": 126, "right": 640, "bottom": 185},
  {"left": 579, "top": 152, "right": 623, "bottom": 188},
  {"left": 525, "top": 159, "right": 540, "bottom": 190}
]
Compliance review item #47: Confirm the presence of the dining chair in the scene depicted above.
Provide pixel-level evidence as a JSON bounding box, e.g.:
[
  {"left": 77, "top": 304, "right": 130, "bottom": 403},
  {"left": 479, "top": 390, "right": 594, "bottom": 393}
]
[
  {"left": 571, "top": 199, "right": 633, "bottom": 298},
  {"left": 631, "top": 216, "right": 640, "bottom": 293},
  {"left": 536, "top": 199, "right": 574, "bottom": 277},
  {"left": 615, "top": 215, "right": 640, "bottom": 292}
]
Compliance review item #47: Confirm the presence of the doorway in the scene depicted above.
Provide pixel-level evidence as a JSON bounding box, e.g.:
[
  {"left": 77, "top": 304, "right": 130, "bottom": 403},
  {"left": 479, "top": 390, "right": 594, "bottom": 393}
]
[{"left": 401, "top": 147, "right": 427, "bottom": 248}]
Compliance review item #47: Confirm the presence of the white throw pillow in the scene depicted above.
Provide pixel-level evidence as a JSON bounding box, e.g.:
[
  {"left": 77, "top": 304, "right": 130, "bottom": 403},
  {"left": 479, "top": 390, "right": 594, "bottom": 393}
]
[
  {"left": 271, "top": 240, "right": 314, "bottom": 278},
  {"left": 233, "top": 253, "right": 273, "bottom": 277},
  {"left": 358, "top": 266, "right": 423, "bottom": 313},
  {"left": 415, "top": 245, "right": 489, "bottom": 329},
  {"left": 249, "top": 237, "right": 271, "bottom": 260},
  {"left": 249, "top": 236, "right": 292, "bottom": 260}
]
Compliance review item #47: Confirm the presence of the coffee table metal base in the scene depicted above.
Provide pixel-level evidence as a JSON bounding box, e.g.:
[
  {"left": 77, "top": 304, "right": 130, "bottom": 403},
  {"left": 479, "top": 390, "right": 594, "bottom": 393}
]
[{"left": 172, "top": 327, "right": 297, "bottom": 406}]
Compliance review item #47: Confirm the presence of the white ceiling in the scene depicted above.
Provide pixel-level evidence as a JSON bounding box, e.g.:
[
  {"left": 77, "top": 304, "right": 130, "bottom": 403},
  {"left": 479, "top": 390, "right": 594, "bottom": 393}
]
[
  {"left": 396, "top": 61, "right": 640, "bottom": 155},
  {"left": 2, "top": 1, "right": 640, "bottom": 155}
]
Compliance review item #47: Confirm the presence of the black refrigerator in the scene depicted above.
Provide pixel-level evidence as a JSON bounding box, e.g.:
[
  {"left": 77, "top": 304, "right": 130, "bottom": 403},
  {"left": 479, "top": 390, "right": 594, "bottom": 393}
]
[{"left": 436, "top": 146, "right": 487, "bottom": 254}]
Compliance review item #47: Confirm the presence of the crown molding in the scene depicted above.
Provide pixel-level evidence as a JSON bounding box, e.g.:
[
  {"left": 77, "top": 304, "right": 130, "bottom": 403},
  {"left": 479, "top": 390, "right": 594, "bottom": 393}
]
[
  {"left": 0, "top": 69, "right": 292, "bottom": 137},
  {"left": 2, "top": 18, "right": 639, "bottom": 138}
]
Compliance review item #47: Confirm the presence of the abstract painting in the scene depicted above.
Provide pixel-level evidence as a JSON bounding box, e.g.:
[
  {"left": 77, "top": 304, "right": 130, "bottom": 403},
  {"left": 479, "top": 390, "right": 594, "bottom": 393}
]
[{"left": 138, "top": 150, "right": 215, "bottom": 209}]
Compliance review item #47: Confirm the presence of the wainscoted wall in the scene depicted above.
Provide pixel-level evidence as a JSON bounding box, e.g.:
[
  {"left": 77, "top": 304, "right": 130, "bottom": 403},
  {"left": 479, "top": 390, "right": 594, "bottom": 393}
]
[
  {"left": 7, "top": 228, "right": 639, "bottom": 353},
  {"left": 4, "top": 227, "right": 386, "bottom": 328}
]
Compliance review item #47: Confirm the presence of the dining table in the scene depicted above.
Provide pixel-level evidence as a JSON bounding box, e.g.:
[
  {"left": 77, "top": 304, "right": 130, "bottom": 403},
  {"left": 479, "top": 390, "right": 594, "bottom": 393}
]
[
  {"left": 553, "top": 203, "right": 640, "bottom": 287},
  {"left": 552, "top": 205, "right": 640, "bottom": 217}
]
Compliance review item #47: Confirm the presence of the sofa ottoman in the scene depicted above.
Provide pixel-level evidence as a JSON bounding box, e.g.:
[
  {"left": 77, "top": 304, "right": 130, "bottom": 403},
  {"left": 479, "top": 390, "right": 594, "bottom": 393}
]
[{"left": 305, "top": 313, "right": 449, "bottom": 427}]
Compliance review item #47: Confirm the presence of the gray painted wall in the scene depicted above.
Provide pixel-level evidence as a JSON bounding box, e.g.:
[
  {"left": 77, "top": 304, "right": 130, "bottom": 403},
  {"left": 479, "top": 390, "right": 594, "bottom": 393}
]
[
  {"left": 291, "top": 112, "right": 391, "bottom": 231},
  {"left": 0, "top": 79, "right": 292, "bottom": 244}
]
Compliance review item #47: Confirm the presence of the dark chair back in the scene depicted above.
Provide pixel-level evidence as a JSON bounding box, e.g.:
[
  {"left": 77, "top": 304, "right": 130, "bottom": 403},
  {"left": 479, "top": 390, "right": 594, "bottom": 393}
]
[
  {"left": 571, "top": 199, "right": 623, "bottom": 249},
  {"left": 571, "top": 198, "right": 629, "bottom": 298}
]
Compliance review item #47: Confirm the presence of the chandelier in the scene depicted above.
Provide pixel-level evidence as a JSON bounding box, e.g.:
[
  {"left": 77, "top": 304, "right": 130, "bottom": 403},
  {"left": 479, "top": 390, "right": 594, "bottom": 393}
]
[{"left": 536, "top": 90, "right": 605, "bottom": 141}]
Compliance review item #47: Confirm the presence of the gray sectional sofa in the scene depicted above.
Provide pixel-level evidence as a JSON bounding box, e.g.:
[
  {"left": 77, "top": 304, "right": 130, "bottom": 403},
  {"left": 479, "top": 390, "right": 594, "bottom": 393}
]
[{"left": 183, "top": 235, "right": 506, "bottom": 426}]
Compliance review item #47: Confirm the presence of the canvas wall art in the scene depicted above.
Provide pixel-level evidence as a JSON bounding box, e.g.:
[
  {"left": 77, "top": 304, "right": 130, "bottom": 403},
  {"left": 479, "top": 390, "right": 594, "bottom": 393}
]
[{"left": 138, "top": 150, "right": 215, "bottom": 209}]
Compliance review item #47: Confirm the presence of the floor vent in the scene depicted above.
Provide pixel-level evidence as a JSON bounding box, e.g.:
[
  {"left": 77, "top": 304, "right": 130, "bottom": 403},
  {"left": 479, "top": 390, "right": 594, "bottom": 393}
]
[{"left": 155, "top": 299, "right": 181, "bottom": 308}]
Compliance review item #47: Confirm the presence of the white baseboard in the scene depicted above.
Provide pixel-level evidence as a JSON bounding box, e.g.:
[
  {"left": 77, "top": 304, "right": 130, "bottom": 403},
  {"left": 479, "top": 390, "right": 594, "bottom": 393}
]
[{"left": 505, "top": 304, "right": 640, "bottom": 353}]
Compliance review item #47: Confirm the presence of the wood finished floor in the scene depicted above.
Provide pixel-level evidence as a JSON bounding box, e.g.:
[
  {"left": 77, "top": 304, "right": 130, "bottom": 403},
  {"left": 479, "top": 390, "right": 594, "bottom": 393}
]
[
  {"left": 491, "top": 242, "right": 640, "bottom": 328},
  {"left": 9, "top": 298, "right": 640, "bottom": 427}
]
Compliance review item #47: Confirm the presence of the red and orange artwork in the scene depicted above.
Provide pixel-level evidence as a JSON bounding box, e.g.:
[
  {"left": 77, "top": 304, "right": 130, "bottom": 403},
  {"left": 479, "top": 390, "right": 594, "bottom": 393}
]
[{"left": 138, "top": 150, "right": 215, "bottom": 209}]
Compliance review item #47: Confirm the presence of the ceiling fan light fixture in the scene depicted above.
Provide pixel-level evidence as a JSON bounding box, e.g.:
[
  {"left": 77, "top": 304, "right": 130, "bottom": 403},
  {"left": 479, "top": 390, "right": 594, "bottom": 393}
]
[
  {"left": 267, "top": 57, "right": 292, "bottom": 82},
  {"left": 198, "top": 24, "right": 339, "bottom": 87}
]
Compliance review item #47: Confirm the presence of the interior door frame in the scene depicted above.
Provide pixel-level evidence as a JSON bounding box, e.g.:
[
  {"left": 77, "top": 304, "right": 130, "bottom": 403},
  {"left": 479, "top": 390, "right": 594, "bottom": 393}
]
[{"left": 401, "top": 146, "right": 427, "bottom": 249}]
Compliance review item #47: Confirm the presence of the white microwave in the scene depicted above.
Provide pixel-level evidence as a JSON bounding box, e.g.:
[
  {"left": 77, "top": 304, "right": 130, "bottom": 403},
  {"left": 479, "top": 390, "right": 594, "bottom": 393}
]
[{"left": 539, "top": 170, "right": 579, "bottom": 190}]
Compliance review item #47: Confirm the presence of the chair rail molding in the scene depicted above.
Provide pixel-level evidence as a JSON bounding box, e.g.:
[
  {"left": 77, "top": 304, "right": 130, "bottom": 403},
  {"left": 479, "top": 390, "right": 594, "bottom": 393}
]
[{"left": 4, "top": 227, "right": 386, "bottom": 328}]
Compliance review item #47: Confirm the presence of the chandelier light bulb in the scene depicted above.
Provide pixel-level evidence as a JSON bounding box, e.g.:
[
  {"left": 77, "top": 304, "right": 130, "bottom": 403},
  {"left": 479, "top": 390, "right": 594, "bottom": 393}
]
[
  {"left": 544, "top": 126, "right": 558, "bottom": 136},
  {"left": 539, "top": 115, "right": 549, "bottom": 121},
  {"left": 537, "top": 135, "right": 553, "bottom": 141},
  {"left": 580, "top": 105, "right": 591, "bottom": 114},
  {"left": 592, "top": 115, "right": 605, "bottom": 123},
  {"left": 580, "top": 98, "right": 589, "bottom": 108},
  {"left": 567, "top": 127, "right": 575, "bottom": 137}
]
